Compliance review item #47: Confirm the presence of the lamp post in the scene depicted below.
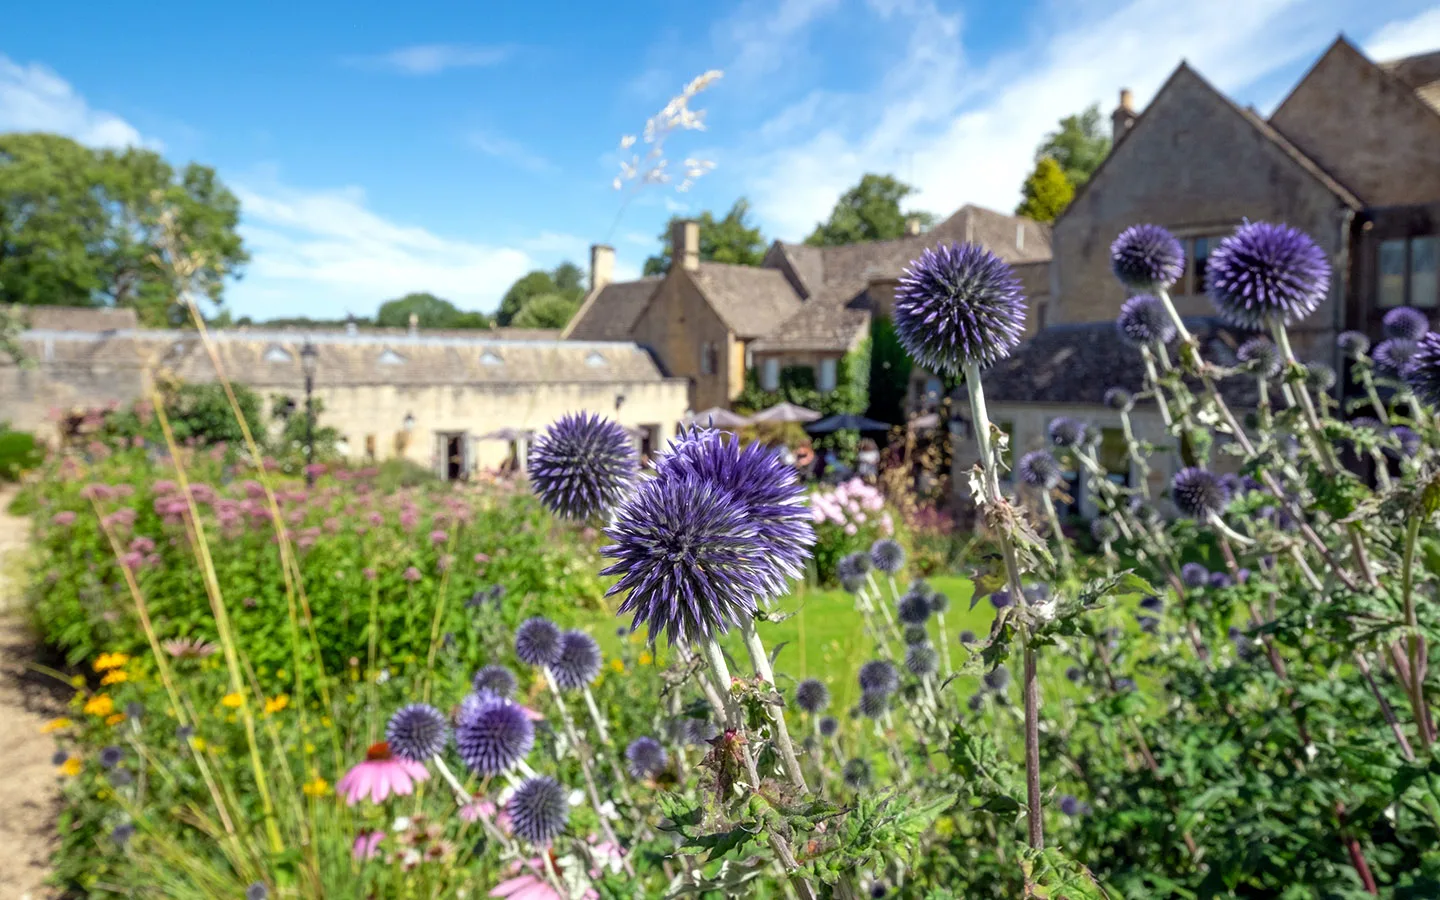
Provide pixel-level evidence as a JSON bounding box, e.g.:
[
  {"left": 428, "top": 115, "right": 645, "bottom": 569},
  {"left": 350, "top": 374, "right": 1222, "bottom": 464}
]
[{"left": 300, "top": 340, "right": 319, "bottom": 487}]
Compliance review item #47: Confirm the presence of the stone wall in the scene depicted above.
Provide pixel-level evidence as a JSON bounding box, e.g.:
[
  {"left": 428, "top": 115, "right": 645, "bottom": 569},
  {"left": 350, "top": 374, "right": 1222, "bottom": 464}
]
[{"left": 628, "top": 270, "right": 735, "bottom": 411}]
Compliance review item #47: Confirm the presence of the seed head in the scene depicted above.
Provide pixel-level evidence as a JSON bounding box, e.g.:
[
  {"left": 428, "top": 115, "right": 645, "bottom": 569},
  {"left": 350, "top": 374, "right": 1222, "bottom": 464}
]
[
  {"left": 454, "top": 692, "right": 535, "bottom": 776},
  {"left": 1236, "top": 337, "right": 1282, "bottom": 378},
  {"left": 550, "top": 631, "right": 602, "bottom": 690},
  {"left": 1383, "top": 307, "right": 1430, "bottom": 342},
  {"left": 1090, "top": 517, "right": 1119, "bottom": 544},
  {"left": 1017, "top": 449, "right": 1062, "bottom": 489},
  {"left": 507, "top": 776, "right": 569, "bottom": 846},
  {"left": 928, "top": 591, "right": 951, "bottom": 614},
  {"left": 896, "top": 591, "right": 931, "bottom": 626},
  {"left": 869, "top": 539, "right": 905, "bottom": 575},
  {"left": 386, "top": 703, "right": 449, "bottom": 762},
  {"left": 624, "top": 736, "right": 667, "bottom": 779},
  {"left": 983, "top": 665, "right": 1010, "bottom": 692},
  {"left": 1337, "top": 330, "right": 1371, "bottom": 358},
  {"left": 905, "top": 644, "right": 938, "bottom": 677},
  {"left": 472, "top": 664, "right": 517, "bottom": 698},
  {"left": 893, "top": 242, "right": 1028, "bottom": 374},
  {"left": 1047, "top": 417, "right": 1087, "bottom": 450},
  {"left": 794, "top": 679, "right": 830, "bottom": 714},
  {"left": 1170, "top": 467, "right": 1230, "bottom": 519},
  {"left": 842, "top": 757, "right": 872, "bottom": 789},
  {"left": 528, "top": 412, "right": 637, "bottom": 520},
  {"left": 858, "top": 689, "right": 888, "bottom": 719},
  {"left": 1206, "top": 222, "right": 1329, "bottom": 328},
  {"left": 1116, "top": 294, "right": 1177, "bottom": 347},
  {"left": 1304, "top": 361, "right": 1336, "bottom": 392},
  {"left": 514, "top": 618, "right": 563, "bottom": 668},
  {"left": 1103, "top": 387, "right": 1134, "bottom": 411},
  {"left": 1111, "top": 225, "right": 1184, "bottom": 291},
  {"left": 857, "top": 659, "right": 899, "bottom": 694},
  {"left": 818, "top": 716, "right": 839, "bottom": 737}
]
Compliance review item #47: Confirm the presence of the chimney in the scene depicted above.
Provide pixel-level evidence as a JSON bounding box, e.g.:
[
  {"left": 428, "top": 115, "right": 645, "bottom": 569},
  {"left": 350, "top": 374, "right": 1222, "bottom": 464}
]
[
  {"left": 1016, "top": 223, "right": 1025, "bottom": 252},
  {"left": 590, "top": 243, "right": 615, "bottom": 292},
  {"left": 904, "top": 216, "right": 922, "bottom": 237},
  {"left": 345, "top": 314, "right": 358, "bottom": 336},
  {"left": 671, "top": 219, "right": 700, "bottom": 272},
  {"left": 1111, "top": 88, "right": 1137, "bottom": 144},
  {"left": 408, "top": 313, "right": 419, "bottom": 337}
]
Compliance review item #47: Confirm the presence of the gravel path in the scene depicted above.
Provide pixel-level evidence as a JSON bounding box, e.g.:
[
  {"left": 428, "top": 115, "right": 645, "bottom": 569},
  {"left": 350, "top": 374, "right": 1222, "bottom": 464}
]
[{"left": 0, "top": 485, "right": 63, "bottom": 900}]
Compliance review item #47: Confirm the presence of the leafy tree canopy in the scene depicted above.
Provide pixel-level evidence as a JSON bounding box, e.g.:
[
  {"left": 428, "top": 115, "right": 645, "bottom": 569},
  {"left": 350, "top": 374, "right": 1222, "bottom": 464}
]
[
  {"left": 804, "top": 174, "right": 935, "bottom": 247},
  {"left": 642, "top": 198, "right": 767, "bottom": 275},
  {"left": 375, "top": 292, "right": 489, "bottom": 329},
  {"left": 510, "top": 292, "right": 579, "bottom": 329},
  {"left": 1015, "top": 157, "right": 1075, "bottom": 224},
  {"left": 496, "top": 263, "right": 585, "bottom": 325},
  {"left": 0, "top": 132, "right": 248, "bottom": 326},
  {"left": 1035, "top": 105, "right": 1110, "bottom": 187}
]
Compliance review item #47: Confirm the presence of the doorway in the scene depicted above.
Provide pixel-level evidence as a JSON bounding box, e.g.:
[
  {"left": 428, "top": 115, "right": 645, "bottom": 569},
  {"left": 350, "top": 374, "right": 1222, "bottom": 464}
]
[{"left": 435, "top": 432, "right": 471, "bottom": 481}]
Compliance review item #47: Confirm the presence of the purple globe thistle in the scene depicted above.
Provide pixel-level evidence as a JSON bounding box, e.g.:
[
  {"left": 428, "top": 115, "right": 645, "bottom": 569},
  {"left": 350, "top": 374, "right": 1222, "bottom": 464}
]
[
  {"left": 1065, "top": 666, "right": 1085, "bottom": 683},
  {"left": 99, "top": 745, "right": 124, "bottom": 769},
  {"left": 1139, "top": 595, "right": 1164, "bottom": 613},
  {"left": 551, "top": 631, "right": 602, "bottom": 690},
  {"left": 1116, "top": 295, "right": 1177, "bottom": 347},
  {"left": 472, "top": 664, "right": 517, "bottom": 699},
  {"left": 896, "top": 591, "right": 931, "bottom": 626},
  {"left": 454, "top": 692, "right": 535, "bottom": 776},
  {"left": 1208, "top": 571, "right": 1234, "bottom": 589},
  {"left": 1392, "top": 425, "right": 1422, "bottom": 458},
  {"left": 1374, "top": 338, "right": 1419, "bottom": 377},
  {"left": 1304, "top": 360, "right": 1337, "bottom": 392},
  {"left": 839, "top": 550, "right": 871, "bottom": 577},
  {"left": 967, "top": 692, "right": 985, "bottom": 711},
  {"left": 858, "top": 689, "right": 889, "bottom": 719},
  {"left": 893, "top": 242, "right": 1027, "bottom": 374},
  {"left": 842, "top": 757, "right": 872, "bottom": 789},
  {"left": 989, "top": 589, "right": 1013, "bottom": 610},
  {"left": 1236, "top": 337, "right": 1282, "bottom": 378},
  {"left": 1337, "top": 330, "right": 1371, "bottom": 358},
  {"left": 1047, "top": 417, "right": 1087, "bottom": 450},
  {"left": 858, "top": 659, "right": 900, "bottom": 695},
  {"left": 514, "top": 618, "right": 563, "bottom": 668},
  {"left": 1111, "top": 225, "right": 1185, "bottom": 291},
  {"left": 1205, "top": 222, "right": 1330, "bottom": 328},
  {"left": 507, "top": 775, "right": 569, "bottom": 846},
  {"left": 1017, "top": 449, "right": 1062, "bottom": 489},
  {"left": 958, "top": 629, "right": 977, "bottom": 645},
  {"left": 1090, "top": 517, "right": 1119, "bottom": 544},
  {"left": 905, "top": 644, "right": 939, "bottom": 678},
  {"left": 902, "top": 624, "right": 929, "bottom": 646},
  {"left": 1170, "top": 467, "right": 1230, "bottom": 520},
  {"left": 1383, "top": 307, "right": 1430, "bottom": 342},
  {"left": 795, "top": 679, "right": 830, "bottom": 714},
  {"left": 1059, "top": 795, "right": 1090, "bottom": 817},
  {"left": 386, "top": 703, "right": 449, "bottom": 762},
  {"left": 682, "top": 718, "right": 720, "bottom": 746},
  {"left": 869, "top": 539, "right": 906, "bottom": 575},
  {"left": 818, "top": 716, "right": 839, "bottom": 737},
  {"left": 929, "top": 591, "right": 951, "bottom": 614},
  {"left": 527, "top": 412, "right": 637, "bottom": 520},
  {"left": 983, "top": 665, "right": 1011, "bottom": 692},
  {"left": 246, "top": 885, "right": 267, "bottom": 900},
  {"left": 1404, "top": 332, "right": 1440, "bottom": 406},
  {"left": 1103, "top": 387, "right": 1134, "bottom": 411},
  {"left": 624, "top": 736, "right": 667, "bottom": 779},
  {"left": 1137, "top": 615, "right": 1160, "bottom": 634}
]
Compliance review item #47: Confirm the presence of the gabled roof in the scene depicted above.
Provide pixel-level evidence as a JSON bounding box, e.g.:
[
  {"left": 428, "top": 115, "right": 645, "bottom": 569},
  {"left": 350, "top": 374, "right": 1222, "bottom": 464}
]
[
  {"left": 561, "top": 277, "right": 662, "bottom": 341},
  {"left": 688, "top": 263, "right": 804, "bottom": 339},
  {"left": 1381, "top": 48, "right": 1440, "bottom": 114}
]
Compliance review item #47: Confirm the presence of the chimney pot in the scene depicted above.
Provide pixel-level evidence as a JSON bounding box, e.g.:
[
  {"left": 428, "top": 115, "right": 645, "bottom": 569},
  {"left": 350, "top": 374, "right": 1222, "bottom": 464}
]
[
  {"left": 671, "top": 219, "right": 700, "bottom": 272},
  {"left": 1111, "top": 87, "right": 1138, "bottom": 145},
  {"left": 345, "top": 314, "right": 358, "bottom": 336},
  {"left": 590, "top": 244, "right": 615, "bottom": 292},
  {"left": 408, "top": 313, "right": 419, "bottom": 337},
  {"left": 904, "top": 216, "right": 922, "bottom": 237}
]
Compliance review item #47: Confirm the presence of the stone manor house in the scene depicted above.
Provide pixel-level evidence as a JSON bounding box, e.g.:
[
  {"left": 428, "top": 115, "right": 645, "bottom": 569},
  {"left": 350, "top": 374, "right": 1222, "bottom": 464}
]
[{"left": 2, "top": 36, "right": 1435, "bottom": 495}]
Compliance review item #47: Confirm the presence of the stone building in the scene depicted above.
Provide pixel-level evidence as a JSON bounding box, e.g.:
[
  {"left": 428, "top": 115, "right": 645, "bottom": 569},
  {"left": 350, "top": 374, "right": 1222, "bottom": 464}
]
[
  {"left": 956, "top": 36, "right": 1440, "bottom": 518},
  {"left": 2, "top": 305, "right": 689, "bottom": 479}
]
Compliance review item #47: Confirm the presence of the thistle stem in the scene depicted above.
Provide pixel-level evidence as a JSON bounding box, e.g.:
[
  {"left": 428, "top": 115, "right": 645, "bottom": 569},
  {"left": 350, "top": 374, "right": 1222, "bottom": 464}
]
[
  {"left": 739, "top": 617, "right": 810, "bottom": 792},
  {"left": 1039, "top": 490, "right": 1073, "bottom": 569},
  {"left": 936, "top": 611, "right": 954, "bottom": 677},
  {"left": 1401, "top": 516, "right": 1434, "bottom": 751}
]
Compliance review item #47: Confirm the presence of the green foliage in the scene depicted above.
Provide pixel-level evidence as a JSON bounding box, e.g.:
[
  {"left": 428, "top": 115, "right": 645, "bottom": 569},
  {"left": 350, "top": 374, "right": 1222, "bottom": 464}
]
[
  {"left": 865, "top": 315, "right": 912, "bottom": 426},
  {"left": 642, "top": 198, "right": 768, "bottom": 275},
  {"left": 0, "top": 132, "right": 248, "bottom": 325},
  {"left": 510, "top": 292, "right": 579, "bottom": 329},
  {"left": 733, "top": 340, "right": 871, "bottom": 459},
  {"left": 374, "top": 292, "right": 489, "bottom": 329},
  {"left": 0, "top": 426, "right": 43, "bottom": 480},
  {"left": 1034, "top": 104, "right": 1110, "bottom": 188},
  {"left": 94, "top": 383, "right": 267, "bottom": 449},
  {"left": 1015, "top": 156, "right": 1075, "bottom": 223},
  {"left": 804, "top": 174, "right": 935, "bottom": 247},
  {"left": 496, "top": 263, "right": 585, "bottom": 325}
]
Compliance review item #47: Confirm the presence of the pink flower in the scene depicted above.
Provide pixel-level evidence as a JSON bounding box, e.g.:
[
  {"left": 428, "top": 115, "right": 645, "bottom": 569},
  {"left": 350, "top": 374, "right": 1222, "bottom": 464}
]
[
  {"left": 490, "top": 857, "right": 596, "bottom": 900},
  {"left": 51, "top": 511, "right": 77, "bottom": 527},
  {"left": 369, "top": 512, "right": 384, "bottom": 527},
  {"left": 460, "top": 798, "right": 497, "bottom": 823},
  {"left": 129, "top": 536, "right": 156, "bottom": 555},
  {"left": 362, "top": 568, "right": 377, "bottom": 581},
  {"left": 473, "top": 552, "right": 490, "bottom": 564},
  {"left": 336, "top": 743, "right": 430, "bottom": 806},
  {"left": 403, "top": 566, "right": 422, "bottom": 583},
  {"left": 430, "top": 530, "right": 448, "bottom": 546},
  {"left": 352, "top": 831, "right": 384, "bottom": 860},
  {"left": 242, "top": 480, "right": 265, "bottom": 499},
  {"left": 844, "top": 523, "right": 858, "bottom": 536}
]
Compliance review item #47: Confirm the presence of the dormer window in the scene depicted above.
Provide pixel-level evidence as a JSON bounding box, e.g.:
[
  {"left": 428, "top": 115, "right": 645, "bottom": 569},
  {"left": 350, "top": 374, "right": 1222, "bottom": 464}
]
[
  {"left": 263, "top": 345, "right": 293, "bottom": 364},
  {"left": 481, "top": 351, "right": 504, "bottom": 366},
  {"left": 378, "top": 349, "right": 407, "bottom": 365},
  {"left": 585, "top": 351, "right": 608, "bottom": 367}
]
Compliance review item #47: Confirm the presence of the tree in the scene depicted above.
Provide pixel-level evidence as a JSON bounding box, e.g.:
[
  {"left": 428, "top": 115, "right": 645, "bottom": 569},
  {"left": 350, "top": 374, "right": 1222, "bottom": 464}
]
[
  {"left": 374, "top": 292, "right": 489, "bottom": 329},
  {"left": 1035, "top": 105, "right": 1110, "bottom": 187},
  {"left": 804, "top": 174, "right": 935, "bottom": 247},
  {"left": 0, "top": 133, "right": 249, "bottom": 326},
  {"left": 642, "top": 198, "right": 767, "bottom": 275},
  {"left": 1015, "top": 157, "right": 1076, "bottom": 223},
  {"left": 510, "top": 293, "right": 579, "bottom": 329},
  {"left": 496, "top": 262, "right": 585, "bottom": 325}
]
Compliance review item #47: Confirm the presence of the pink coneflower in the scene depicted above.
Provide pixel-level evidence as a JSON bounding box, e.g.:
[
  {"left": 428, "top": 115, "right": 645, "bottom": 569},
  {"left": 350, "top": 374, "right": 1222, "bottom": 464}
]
[
  {"left": 336, "top": 742, "right": 430, "bottom": 806},
  {"left": 352, "top": 831, "right": 384, "bottom": 860},
  {"left": 51, "top": 511, "right": 77, "bottom": 527},
  {"left": 489, "top": 857, "right": 599, "bottom": 900},
  {"left": 459, "top": 797, "right": 498, "bottom": 824},
  {"left": 403, "top": 567, "right": 422, "bottom": 583},
  {"left": 163, "top": 637, "right": 219, "bottom": 659}
]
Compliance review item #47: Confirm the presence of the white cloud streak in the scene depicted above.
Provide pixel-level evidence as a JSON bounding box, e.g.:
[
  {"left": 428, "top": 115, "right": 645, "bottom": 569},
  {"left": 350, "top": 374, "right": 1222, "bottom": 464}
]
[
  {"left": 1365, "top": 7, "right": 1440, "bottom": 62},
  {"left": 468, "top": 130, "right": 556, "bottom": 173},
  {"left": 345, "top": 44, "right": 515, "bottom": 75},
  {"left": 0, "top": 54, "right": 153, "bottom": 148}
]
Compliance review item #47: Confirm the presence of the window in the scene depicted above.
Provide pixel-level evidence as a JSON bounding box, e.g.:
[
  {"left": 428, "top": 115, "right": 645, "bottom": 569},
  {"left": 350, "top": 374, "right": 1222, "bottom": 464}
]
[
  {"left": 761, "top": 358, "right": 780, "bottom": 391},
  {"left": 364, "top": 434, "right": 377, "bottom": 460},
  {"left": 1380, "top": 239, "right": 1407, "bottom": 308},
  {"left": 1379, "top": 236, "right": 1439, "bottom": 309},
  {"left": 818, "top": 358, "right": 838, "bottom": 393},
  {"left": 699, "top": 342, "right": 719, "bottom": 375},
  {"left": 1191, "top": 236, "right": 1212, "bottom": 294},
  {"left": 263, "top": 345, "right": 292, "bottom": 363},
  {"left": 585, "top": 352, "right": 607, "bottom": 367},
  {"left": 378, "top": 349, "right": 406, "bottom": 365},
  {"left": 481, "top": 351, "right": 504, "bottom": 366},
  {"left": 1035, "top": 301, "right": 1048, "bottom": 330},
  {"left": 1099, "top": 427, "right": 1129, "bottom": 486}
]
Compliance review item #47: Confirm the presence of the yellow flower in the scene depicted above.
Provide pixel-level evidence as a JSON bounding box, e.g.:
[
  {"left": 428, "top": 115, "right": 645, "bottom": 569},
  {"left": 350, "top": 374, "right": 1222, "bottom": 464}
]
[
  {"left": 83, "top": 694, "right": 114, "bottom": 717},
  {"left": 935, "top": 816, "right": 955, "bottom": 838},
  {"left": 58, "top": 756, "right": 82, "bottom": 777},
  {"left": 100, "top": 671, "right": 128, "bottom": 685},
  {"left": 638, "top": 651, "right": 653, "bottom": 666},
  {"left": 264, "top": 694, "right": 290, "bottom": 715},
  {"left": 69, "top": 675, "right": 86, "bottom": 688},
  {"left": 221, "top": 693, "right": 244, "bottom": 708},
  {"left": 105, "top": 713, "right": 126, "bottom": 726},
  {"left": 191, "top": 737, "right": 207, "bottom": 752},
  {"left": 302, "top": 776, "right": 330, "bottom": 797},
  {"left": 41, "top": 718, "right": 72, "bottom": 734},
  {"left": 320, "top": 717, "right": 332, "bottom": 728},
  {"left": 93, "top": 652, "right": 129, "bottom": 672},
  {"left": 303, "top": 742, "right": 315, "bottom": 754},
  {"left": 609, "top": 659, "right": 624, "bottom": 674}
]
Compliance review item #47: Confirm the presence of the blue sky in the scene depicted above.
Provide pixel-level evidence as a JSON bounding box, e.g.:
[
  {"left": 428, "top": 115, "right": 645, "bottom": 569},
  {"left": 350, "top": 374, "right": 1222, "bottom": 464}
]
[{"left": 2, "top": 0, "right": 1438, "bottom": 321}]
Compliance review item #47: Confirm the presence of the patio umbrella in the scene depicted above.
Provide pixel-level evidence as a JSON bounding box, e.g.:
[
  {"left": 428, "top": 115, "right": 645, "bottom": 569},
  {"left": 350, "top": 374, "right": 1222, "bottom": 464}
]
[
  {"left": 683, "top": 407, "right": 753, "bottom": 428},
  {"left": 750, "top": 401, "right": 822, "bottom": 424},
  {"left": 805, "top": 413, "right": 892, "bottom": 434}
]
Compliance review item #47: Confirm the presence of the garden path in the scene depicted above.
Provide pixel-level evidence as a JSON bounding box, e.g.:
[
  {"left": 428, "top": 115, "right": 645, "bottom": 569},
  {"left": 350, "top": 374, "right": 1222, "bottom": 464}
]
[{"left": 0, "top": 485, "right": 62, "bottom": 900}]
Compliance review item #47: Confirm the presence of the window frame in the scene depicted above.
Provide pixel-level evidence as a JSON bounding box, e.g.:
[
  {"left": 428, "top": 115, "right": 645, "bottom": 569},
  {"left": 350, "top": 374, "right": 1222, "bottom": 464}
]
[
  {"left": 761, "top": 357, "right": 780, "bottom": 391},
  {"left": 818, "top": 357, "right": 838, "bottom": 393},
  {"left": 1379, "top": 235, "right": 1439, "bottom": 310}
]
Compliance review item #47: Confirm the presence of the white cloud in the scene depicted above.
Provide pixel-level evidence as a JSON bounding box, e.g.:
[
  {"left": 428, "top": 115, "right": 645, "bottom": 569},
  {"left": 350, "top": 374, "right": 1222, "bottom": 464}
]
[
  {"left": 731, "top": 0, "right": 1346, "bottom": 238},
  {"left": 0, "top": 54, "right": 154, "bottom": 148},
  {"left": 1365, "top": 7, "right": 1440, "bottom": 62},
  {"left": 715, "top": 0, "right": 842, "bottom": 82},
  {"left": 520, "top": 231, "right": 588, "bottom": 257},
  {"left": 468, "top": 130, "right": 556, "bottom": 173},
  {"left": 345, "top": 44, "right": 514, "bottom": 75},
  {"left": 228, "top": 178, "right": 537, "bottom": 319},
  {"left": 663, "top": 197, "right": 690, "bottom": 213}
]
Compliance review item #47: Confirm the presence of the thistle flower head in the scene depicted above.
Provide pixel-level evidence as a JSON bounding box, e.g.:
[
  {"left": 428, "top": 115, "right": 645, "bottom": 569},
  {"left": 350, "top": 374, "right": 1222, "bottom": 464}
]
[
  {"left": 858, "top": 659, "right": 900, "bottom": 695},
  {"left": 472, "top": 664, "right": 517, "bottom": 699},
  {"left": 527, "top": 412, "right": 637, "bottom": 520},
  {"left": 1111, "top": 225, "right": 1184, "bottom": 291},
  {"left": 1236, "top": 337, "right": 1282, "bottom": 378},
  {"left": 1103, "top": 387, "right": 1134, "bottom": 411},
  {"left": 958, "top": 629, "right": 977, "bottom": 645},
  {"left": 896, "top": 591, "right": 931, "bottom": 625},
  {"left": 1208, "top": 571, "right": 1234, "bottom": 589},
  {"left": 1090, "top": 517, "right": 1119, "bottom": 544},
  {"left": 905, "top": 644, "right": 939, "bottom": 677},
  {"left": 1304, "top": 360, "right": 1337, "bottom": 392},
  {"left": 902, "top": 624, "right": 929, "bottom": 646},
  {"left": 1017, "top": 449, "right": 1062, "bottom": 489},
  {"left": 1206, "top": 222, "right": 1329, "bottom": 328},
  {"left": 506, "top": 775, "right": 569, "bottom": 846},
  {"left": 1047, "top": 417, "right": 1087, "bottom": 450},
  {"left": 514, "top": 618, "right": 563, "bottom": 668},
  {"left": 454, "top": 692, "right": 535, "bottom": 776},
  {"left": 869, "top": 539, "right": 905, "bottom": 575},
  {"left": 928, "top": 591, "right": 951, "bottom": 614},
  {"left": 1170, "top": 467, "right": 1229, "bottom": 520},
  {"left": 1383, "top": 307, "right": 1430, "bottom": 342},
  {"left": 551, "top": 631, "right": 602, "bottom": 690},
  {"left": 858, "top": 689, "right": 889, "bottom": 719},
  {"left": 100, "top": 745, "right": 124, "bottom": 769},
  {"left": 1337, "top": 330, "right": 1371, "bottom": 358},
  {"left": 385, "top": 703, "right": 449, "bottom": 762},
  {"left": 838, "top": 550, "right": 872, "bottom": 578},
  {"left": 983, "top": 665, "right": 1011, "bottom": 692},
  {"left": 842, "top": 757, "right": 872, "bottom": 789},
  {"left": 624, "top": 736, "right": 667, "bottom": 779},
  {"left": 1404, "top": 333, "right": 1440, "bottom": 407},
  {"left": 1116, "top": 295, "right": 1177, "bottom": 347},
  {"left": 818, "top": 716, "right": 839, "bottom": 737},
  {"left": 989, "top": 589, "right": 1013, "bottom": 610},
  {"left": 794, "top": 679, "right": 830, "bottom": 714},
  {"left": 1374, "top": 338, "right": 1419, "bottom": 377},
  {"left": 1392, "top": 425, "right": 1422, "bottom": 458},
  {"left": 893, "top": 242, "right": 1027, "bottom": 374},
  {"left": 1139, "top": 595, "right": 1164, "bottom": 613}
]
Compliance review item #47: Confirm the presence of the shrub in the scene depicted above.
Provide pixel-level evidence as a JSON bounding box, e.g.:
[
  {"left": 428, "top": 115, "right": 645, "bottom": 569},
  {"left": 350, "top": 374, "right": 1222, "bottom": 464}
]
[
  {"left": 0, "top": 425, "right": 44, "bottom": 480},
  {"left": 807, "top": 478, "right": 897, "bottom": 583}
]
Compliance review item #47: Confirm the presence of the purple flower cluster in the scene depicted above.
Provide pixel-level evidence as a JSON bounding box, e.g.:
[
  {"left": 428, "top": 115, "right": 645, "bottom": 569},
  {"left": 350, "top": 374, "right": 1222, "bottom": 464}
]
[
  {"left": 1111, "top": 225, "right": 1185, "bottom": 291},
  {"left": 1405, "top": 333, "right": 1440, "bottom": 406},
  {"left": 893, "top": 242, "right": 1027, "bottom": 374},
  {"left": 1170, "top": 468, "right": 1229, "bottom": 520},
  {"left": 386, "top": 704, "right": 449, "bottom": 762},
  {"left": 455, "top": 692, "right": 535, "bottom": 776},
  {"left": 1205, "top": 222, "right": 1329, "bottom": 328},
  {"left": 1017, "top": 449, "right": 1062, "bottom": 489},
  {"left": 550, "top": 631, "right": 602, "bottom": 690},
  {"left": 528, "top": 412, "right": 638, "bottom": 520},
  {"left": 507, "top": 775, "right": 569, "bottom": 846}
]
